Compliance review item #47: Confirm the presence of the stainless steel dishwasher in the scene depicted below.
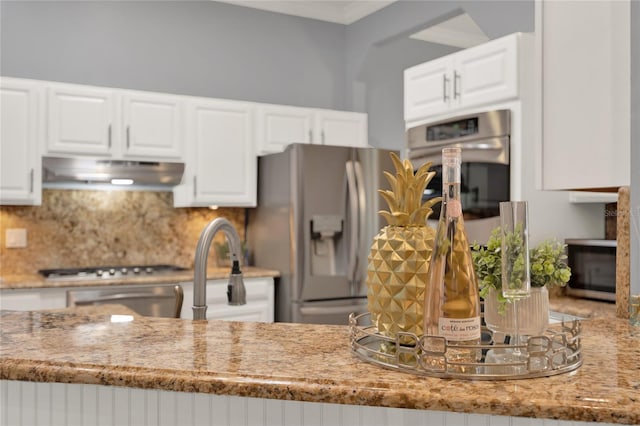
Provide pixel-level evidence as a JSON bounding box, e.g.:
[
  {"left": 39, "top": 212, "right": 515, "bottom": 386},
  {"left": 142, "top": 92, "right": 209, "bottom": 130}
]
[{"left": 66, "top": 284, "right": 184, "bottom": 318}]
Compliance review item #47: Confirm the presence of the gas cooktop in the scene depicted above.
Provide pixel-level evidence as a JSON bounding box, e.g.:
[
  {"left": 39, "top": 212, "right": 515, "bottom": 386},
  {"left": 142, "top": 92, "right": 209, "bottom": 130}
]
[{"left": 38, "top": 264, "right": 189, "bottom": 280}]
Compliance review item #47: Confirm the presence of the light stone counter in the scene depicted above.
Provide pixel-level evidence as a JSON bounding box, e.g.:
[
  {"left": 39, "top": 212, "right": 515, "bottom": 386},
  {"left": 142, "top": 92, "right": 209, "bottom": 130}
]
[
  {"left": 1, "top": 306, "right": 639, "bottom": 424},
  {"left": 0, "top": 266, "right": 279, "bottom": 290}
]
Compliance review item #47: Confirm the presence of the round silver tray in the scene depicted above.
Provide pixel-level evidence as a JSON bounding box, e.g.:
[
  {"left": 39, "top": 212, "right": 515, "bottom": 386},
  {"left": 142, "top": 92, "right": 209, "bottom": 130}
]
[{"left": 349, "top": 312, "right": 582, "bottom": 380}]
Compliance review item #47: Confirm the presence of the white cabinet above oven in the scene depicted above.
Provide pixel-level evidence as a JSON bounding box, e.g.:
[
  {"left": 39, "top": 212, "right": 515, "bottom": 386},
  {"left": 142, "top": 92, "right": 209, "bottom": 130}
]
[{"left": 404, "top": 32, "right": 532, "bottom": 126}]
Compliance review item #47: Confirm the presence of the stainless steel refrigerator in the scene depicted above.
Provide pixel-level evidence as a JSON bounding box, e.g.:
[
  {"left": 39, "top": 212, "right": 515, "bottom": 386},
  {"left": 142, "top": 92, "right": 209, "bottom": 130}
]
[{"left": 248, "top": 143, "right": 396, "bottom": 325}]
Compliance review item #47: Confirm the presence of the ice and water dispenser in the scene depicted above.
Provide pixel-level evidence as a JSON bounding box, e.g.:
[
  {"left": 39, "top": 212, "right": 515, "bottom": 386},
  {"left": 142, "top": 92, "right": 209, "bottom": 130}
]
[{"left": 310, "top": 214, "right": 346, "bottom": 276}]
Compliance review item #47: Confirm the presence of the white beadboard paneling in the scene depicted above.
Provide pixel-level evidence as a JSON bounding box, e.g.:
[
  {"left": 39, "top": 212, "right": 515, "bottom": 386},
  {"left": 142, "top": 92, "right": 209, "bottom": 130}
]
[
  {"left": 130, "top": 388, "right": 148, "bottom": 426},
  {"left": 340, "top": 404, "right": 361, "bottom": 426},
  {"left": 211, "top": 393, "right": 230, "bottom": 426},
  {"left": 361, "top": 404, "right": 388, "bottom": 426},
  {"left": 265, "top": 398, "right": 285, "bottom": 426},
  {"left": 229, "top": 395, "right": 248, "bottom": 426},
  {"left": 1, "top": 380, "right": 8, "bottom": 426},
  {"left": 81, "top": 384, "right": 98, "bottom": 426},
  {"left": 0, "top": 381, "right": 623, "bottom": 426},
  {"left": 36, "top": 381, "right": 52, "bottom": 426},
  {"left": 489, "top": 415, "right": 511, "bottom": 426},
  {"left": 176, "top": 392, "right": 195, "bottom": 426},
  {"left": 97, "top": 384, "right": 114, "bottom": 426},
  {"left": 114, "top": 386, "right": 130, "bottom": 426},
  {"left": 247, "top": 397, "right": 266, "bottom": 425},
  {"left": 20, "top": 381, "right": 36, "bottom": 426},
  {"left": 5, "top": 380, "right": 21, "bottom": 426},
  {"left": 146, "top": 389, "right": 160, "bottom": 426},
  {"left": 193, "top": 392, "right": 212, "bottom": 426},
  {"left": 66, "top": 382, "right": 83, "bottom": 426},
  {"left": 301, "top": 400, "right": 322, "bottom": 426},
  {"left": 159, "top": 389, "right": 178, "bottom": 426},
  {"left": 283, "top": 399, "right": 304, "bottom": 426},
  {"left": 51, "top": 382, "right": 67, "bottom": 425}
]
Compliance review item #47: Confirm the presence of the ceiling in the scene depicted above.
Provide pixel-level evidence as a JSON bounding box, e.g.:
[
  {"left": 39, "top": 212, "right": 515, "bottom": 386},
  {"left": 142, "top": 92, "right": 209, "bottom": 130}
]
[
  {"left": 214, "top": 1, "right": 397, "bottom": 25},
  {"left": 214, "top": 2, "right": 489, "bottom": 49}
]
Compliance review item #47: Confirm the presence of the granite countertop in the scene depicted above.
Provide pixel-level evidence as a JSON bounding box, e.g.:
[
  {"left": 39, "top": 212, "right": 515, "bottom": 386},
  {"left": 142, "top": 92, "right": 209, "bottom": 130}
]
[
  {"left": 1, "top": 306, "right": 639, "bottom": 424},
  {"left": 0, "top": 266, "right": 280, "bottom": 290}
]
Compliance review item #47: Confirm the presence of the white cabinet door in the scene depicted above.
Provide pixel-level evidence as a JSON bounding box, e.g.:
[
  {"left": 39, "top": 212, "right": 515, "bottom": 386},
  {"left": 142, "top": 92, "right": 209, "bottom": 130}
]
[
  {"left": 0, "top": 78, "right": 42, "bottom": 205},
  {"left": 404, "top": 33, "right": 527, "bottom": 124},
  {"left": 537, "top": 0, "right": 630, "bottom": 190},
  {"left": 46, "top": 83, "right": 116, "bottom": 156},
  {"left": 256, "top": 104, "right": 313, "bottom": 155},
  {"left": 404, "top": 56, "right": 452, "bottom": 122},
  {"left": 314, "top": 110, "right": 368, "bottom": 147},
  {"left": 0, "top": 288, "right": 67, "bottom": 311},
  {"left": 174, "top": 98, "right": 256, "bottom": 207},
  {"left": 122, "top": 91, "right": 184, "bottom": 160},
  {"left": 179, "top": 277, "right": 274, "bottom": 322},
  {"left": 454, "top": 34, "right": 518, "bottom": 110}
]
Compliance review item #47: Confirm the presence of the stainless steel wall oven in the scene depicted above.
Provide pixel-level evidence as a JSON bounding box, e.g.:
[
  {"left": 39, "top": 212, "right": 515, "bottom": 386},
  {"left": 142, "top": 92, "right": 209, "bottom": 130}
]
[{"left": 407, "top": 109, "right": 511, "bottom": 243}]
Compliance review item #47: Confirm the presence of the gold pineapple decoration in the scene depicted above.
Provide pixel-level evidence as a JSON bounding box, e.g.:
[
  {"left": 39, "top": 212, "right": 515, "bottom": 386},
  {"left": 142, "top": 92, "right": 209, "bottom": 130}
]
[{"left": 366, "top": 152, "right": 441, "bottom": 341}]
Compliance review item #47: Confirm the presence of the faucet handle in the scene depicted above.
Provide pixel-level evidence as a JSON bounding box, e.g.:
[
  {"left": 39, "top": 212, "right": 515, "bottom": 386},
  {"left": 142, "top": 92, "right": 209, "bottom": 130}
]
[{"left": 227, "top": 260, "right": 247, "bottom": 305}]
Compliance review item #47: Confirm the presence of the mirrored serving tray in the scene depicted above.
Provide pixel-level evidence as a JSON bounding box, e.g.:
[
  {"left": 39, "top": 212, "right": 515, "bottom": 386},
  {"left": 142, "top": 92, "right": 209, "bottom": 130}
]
[{"left": 349, "top": 312, "right": 582, "bottom": 380}]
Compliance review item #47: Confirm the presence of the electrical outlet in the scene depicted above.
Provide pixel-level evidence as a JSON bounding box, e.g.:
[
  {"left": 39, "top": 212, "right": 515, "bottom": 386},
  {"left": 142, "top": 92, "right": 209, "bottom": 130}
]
[{"left": 6, "top": 228, "right": 27, "bottom": 248}]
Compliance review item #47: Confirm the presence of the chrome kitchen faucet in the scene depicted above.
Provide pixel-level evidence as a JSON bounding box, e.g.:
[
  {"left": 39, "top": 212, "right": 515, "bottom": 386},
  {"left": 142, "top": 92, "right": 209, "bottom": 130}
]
[{"left": 193, "top": 217, "right": 247, "bottom": 320}]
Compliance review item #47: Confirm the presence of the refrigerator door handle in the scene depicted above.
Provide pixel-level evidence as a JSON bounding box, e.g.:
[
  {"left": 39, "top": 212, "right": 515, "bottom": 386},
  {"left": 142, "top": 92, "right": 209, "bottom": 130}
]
[
  {"left": 345, "top": 161, "right": 359, "bottom": 291},
  {"left": 352, "top": 160, "right": 367, "bottom": 295}
]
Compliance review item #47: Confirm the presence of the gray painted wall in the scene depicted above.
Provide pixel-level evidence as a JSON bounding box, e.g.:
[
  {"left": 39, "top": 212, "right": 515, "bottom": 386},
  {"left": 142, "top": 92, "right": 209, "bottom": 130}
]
[{"left": 0, "top": 0, "right": 347, "bottom": 109}]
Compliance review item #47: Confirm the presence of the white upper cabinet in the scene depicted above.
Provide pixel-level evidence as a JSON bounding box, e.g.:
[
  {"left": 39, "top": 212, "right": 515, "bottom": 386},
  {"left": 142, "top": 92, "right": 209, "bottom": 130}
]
[
  {"left": 45, "top": 82, "right": 184, "bottom": 160},
  {"left": 404, "top": 57, "right": 453, "bottom": 122},
  {"left": 537, "top": 0, "right": 630, "bottom": 190},
  {"left": 405, "top": 32, "right": 527, "bottom": 125},
  {"left": 256, "top": 104, "right": 314, "bottom": 155},
  {"left": 454, "top": 34, "right": 518, "bottom": 110},
  {"left": 46, "top": 83, "right": 115, "bottom": 156},
  {"left": 257, "top": 105, "right": 368, "bottom": 155},
  {"left": 173, "top": 98, "right": 256, "bottom": 207},
  {"left": 122, "top": 91, "right": 183, "bottom": 159},
  {"left": 314, "top": 109, "right": 368, "bottom": 148},
  {"left": 0, "top": 77, "right": 43, "bottom": 205}
]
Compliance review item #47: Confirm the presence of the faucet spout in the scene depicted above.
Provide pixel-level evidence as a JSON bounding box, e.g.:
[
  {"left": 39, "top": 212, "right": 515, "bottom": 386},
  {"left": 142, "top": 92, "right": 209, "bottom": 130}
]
[{"left": 193, "top": 217, "right": 247, "bottom": 320}]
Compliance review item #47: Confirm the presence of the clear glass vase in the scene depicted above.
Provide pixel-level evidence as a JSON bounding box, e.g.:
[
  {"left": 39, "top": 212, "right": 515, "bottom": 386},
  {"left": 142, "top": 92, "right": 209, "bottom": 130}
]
[{"left": 484, "top": 286, "right": 549, "bottom": 337}]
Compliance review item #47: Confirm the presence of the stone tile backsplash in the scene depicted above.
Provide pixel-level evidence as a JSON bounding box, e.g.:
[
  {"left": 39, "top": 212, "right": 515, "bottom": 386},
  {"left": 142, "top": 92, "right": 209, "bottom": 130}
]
[{"left": 0, "top": 190, "right": 246, "bottom": 275}]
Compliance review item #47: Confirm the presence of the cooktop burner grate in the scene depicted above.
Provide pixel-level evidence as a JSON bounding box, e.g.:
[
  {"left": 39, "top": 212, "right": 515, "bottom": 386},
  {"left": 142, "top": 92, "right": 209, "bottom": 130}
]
[{"left": 39, "top": 264, "right": 189, "bottom": 280}]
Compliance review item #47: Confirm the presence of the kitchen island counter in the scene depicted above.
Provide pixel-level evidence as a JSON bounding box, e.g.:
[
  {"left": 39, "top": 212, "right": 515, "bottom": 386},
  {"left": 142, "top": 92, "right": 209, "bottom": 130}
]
[{"left": 1, "top": 306, "right": 639, "bottom": 424}]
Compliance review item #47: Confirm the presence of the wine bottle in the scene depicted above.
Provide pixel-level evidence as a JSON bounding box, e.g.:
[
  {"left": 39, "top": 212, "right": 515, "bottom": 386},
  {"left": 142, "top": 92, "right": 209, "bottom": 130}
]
[{"left": 423, "top": 147, "right": 481, "bottom": 373}]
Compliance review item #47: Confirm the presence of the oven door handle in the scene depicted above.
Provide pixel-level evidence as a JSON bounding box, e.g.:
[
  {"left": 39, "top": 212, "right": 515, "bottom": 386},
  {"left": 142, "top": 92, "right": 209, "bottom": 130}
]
[{"left": 409, "top": 137, "right": 509, "bottom": 165}]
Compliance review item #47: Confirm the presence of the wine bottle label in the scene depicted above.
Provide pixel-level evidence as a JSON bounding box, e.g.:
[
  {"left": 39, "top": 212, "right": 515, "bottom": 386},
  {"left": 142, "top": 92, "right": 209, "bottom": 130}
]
[
  {"left": 446, "top": 200, "right": 462, "bottom": 218},
  {"left": 438, "top": 317, "right": 481, "bottom": 341}
]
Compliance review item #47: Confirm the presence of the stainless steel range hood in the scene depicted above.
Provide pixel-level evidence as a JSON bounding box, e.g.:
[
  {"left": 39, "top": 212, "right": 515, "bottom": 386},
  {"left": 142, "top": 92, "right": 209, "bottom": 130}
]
[{"left": 42, "top": 156, "right": 185, "bottom": 190}]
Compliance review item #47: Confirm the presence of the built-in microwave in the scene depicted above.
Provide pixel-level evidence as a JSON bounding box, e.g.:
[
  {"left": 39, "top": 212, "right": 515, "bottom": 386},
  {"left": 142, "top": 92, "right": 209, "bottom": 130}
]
[
  {"left": 565, "top": 239, "right": 616, "bottom": 302},
  {"left": 407, "top": 109, "right": 511, "bottom": 244}
]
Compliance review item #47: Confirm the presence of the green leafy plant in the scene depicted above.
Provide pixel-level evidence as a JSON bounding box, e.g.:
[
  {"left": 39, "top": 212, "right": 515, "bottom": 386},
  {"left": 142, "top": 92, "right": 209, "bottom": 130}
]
[{"left": 471, "top": 227, "right": 572, "bottom": 305}]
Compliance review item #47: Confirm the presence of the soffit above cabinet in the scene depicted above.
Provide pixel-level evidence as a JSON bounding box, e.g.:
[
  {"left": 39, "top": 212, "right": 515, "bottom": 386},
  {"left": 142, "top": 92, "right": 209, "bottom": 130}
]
[{"left": 213, "top": 0, "right": 396, "bottom": 24}]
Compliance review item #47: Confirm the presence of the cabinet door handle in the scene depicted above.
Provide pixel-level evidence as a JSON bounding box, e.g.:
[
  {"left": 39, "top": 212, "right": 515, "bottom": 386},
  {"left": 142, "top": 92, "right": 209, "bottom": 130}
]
[
  {"left": 453, "top": 71, "right": 460, "bottom": 99},
  {"left": 443, "top": 74, "right": 450, "bottom": 102},
  {"left": 321, "top": 130, "right": 325, "bottom": 145},
  {"left": 308, "top": 130, "right": 313, "bottom": 144},
  {"left": 107, "top": 124, "right": 112, "bottom": 148},
  {"left": 126, "top": 126, "right": 130, "bottom": 149},
  {"left": 193, "top": 176, "right": 197, "bottom": 197},
  {"left": 29, "top": 169, "right": 34, "bottom": 193}
]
